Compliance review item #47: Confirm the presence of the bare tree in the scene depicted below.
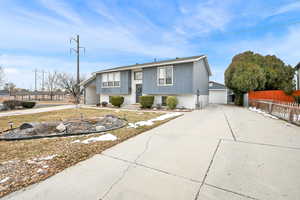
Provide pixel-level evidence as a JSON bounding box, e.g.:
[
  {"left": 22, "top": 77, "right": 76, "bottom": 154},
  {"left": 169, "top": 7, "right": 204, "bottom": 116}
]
[
  {"left": 45, "top": 71, "right": 59, "bottom": 100},
  {"left": 57, "top": 73, "right": 84, "bottom": 104},
  {"left": 0, "top": 66, "right": 4, "bottom": 87}
]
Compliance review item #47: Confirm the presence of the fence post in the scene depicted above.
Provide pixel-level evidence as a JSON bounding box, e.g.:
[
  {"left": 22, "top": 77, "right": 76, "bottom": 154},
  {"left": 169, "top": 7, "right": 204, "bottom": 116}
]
[{"left": 289, "top": 107, "right": 294, "bottom": 122}]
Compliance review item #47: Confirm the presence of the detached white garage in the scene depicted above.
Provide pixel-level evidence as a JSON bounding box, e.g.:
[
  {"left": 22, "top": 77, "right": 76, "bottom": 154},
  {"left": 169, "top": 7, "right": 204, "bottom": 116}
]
[{"left": 209, "top": 81, "right": 228, "bottom": 104}]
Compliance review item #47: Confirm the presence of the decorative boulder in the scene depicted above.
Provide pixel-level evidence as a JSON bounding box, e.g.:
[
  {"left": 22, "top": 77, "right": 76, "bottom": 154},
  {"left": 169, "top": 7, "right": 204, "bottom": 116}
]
[
  {"left": 20, "top": 123, "right": 35, "bottom": 130},
  {"left": 95, "top": 126, "right": 106, "bottom": 132},
  {"left": 56, "top": 123, "right": 66, "bottom": 132}
]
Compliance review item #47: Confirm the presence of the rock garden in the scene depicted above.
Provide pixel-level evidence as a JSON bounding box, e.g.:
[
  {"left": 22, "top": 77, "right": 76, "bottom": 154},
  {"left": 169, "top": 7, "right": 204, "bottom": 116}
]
[{"left": 0, "top": 115, "right": 126, "bottom": 140}]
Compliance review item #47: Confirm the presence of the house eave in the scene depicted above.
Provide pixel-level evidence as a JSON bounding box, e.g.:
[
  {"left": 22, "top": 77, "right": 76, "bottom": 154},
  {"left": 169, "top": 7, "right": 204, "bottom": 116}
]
[{"left": 95, "top": 56, "right": 207, "bottom": 74}]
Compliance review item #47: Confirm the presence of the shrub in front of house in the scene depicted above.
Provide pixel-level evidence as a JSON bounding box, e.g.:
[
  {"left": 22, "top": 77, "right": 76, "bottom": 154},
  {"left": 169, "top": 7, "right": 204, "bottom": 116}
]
[
  {"left": 3, "top": 100, "right": 23, "bottom": 110},
  {"left": 21, "top": 101, "right": 36, "bottom": 108},
  {"left": 139, "top": 96, "right": 154, "bottom": 108},
  {"left": 166, "top": 96, "right": 178, "bottom": 109},
  {"left": 110, "top": 96, "right": 124, "bottom": 107}
]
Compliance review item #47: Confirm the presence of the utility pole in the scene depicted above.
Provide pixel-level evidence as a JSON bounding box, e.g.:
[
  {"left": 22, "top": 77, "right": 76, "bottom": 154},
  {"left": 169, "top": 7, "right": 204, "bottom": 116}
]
[
  {"left": 42, "top": 70, "right": 45, "bottom": 91},
  {"left": 70, "top": 35, "right": 85, "bottom": 104},
  {"left": 34, "top": 69, "right": 37, "bottom": 100}
]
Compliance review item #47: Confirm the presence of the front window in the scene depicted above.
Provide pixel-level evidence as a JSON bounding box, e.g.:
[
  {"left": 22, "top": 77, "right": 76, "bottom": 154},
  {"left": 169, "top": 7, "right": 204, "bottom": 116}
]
[
  {"left": 134, "top": 71, "right": 143, "bottom": 80},
  {"left": 102, "top": 72, "right": 120, "bottom": 87},
  {"left": 158, "top": 66, "right": 173, "bottom": 86}
]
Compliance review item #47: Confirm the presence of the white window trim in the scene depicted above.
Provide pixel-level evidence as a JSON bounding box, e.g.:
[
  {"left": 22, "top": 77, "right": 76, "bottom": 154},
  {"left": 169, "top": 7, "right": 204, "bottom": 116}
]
[
  {"left": 157, "top": 65, "right": 173, "bottom": 86},
  {"left": 134, "top": 71, "right": 143, "bottom": 80},
  {"left": 102, "top": 72, "right": 121, "bottom": 88}
]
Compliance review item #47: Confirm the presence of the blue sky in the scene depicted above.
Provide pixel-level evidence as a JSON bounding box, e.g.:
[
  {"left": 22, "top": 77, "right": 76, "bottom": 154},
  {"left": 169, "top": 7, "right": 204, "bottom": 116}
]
[{"left": 0, "top": 0, "right": 300, "bottom": 89}]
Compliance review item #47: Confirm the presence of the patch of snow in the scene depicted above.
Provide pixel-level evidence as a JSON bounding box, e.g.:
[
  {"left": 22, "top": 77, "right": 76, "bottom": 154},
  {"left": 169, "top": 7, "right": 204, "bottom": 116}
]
[
  {"left": 42, "top": 165, "right": 49, "bottom": 168},
  {"left": 34, "top": 154, "right": 58, "bottom": 161},
  {"left": 71, "top": 139, "right": 81, "bottom": 143},
  {"left": 0, "top": 177, "right": 10, "bottom": 184},
  {"left": 249, "top": 107, "right": 279, "bottom": 120},
  {"left": 37, "top": 168, "right": 47, "bottom": 174},
  {"left": 127, "top": 112, "right": 182, "bottom": 128},
  {"left": 26, "top": 160, "right": 37, "bottom": 164},
  {"left": 81, "top": 133, "right": 117, "bottom": 144}
]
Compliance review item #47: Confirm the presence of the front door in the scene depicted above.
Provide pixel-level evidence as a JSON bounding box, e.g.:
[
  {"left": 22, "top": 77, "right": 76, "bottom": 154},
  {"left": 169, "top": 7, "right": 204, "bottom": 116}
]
[{"left": 136, "top": 84, "right": 143, "bottom": 103}]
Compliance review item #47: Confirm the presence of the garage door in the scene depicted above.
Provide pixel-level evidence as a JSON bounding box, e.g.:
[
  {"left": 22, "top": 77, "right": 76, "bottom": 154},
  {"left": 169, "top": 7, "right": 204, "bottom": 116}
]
[{"left": 209, "top": 90, "right": 227, "bottom": 104}]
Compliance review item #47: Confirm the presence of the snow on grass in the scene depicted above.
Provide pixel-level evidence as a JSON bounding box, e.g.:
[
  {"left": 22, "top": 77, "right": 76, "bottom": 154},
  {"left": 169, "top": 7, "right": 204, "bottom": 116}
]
[
  {"left": 36, "top": 155, "right": 58, "bottom": 161},
  {"left": 82, "top": 134, "right": 117, "bottom": 144},
  {"left": 127, "top": 112, "right": 182, "bottom": 128},
  {"left": 249, "top": 107, "right": 279, "bottom": 119},
  {"left": 71, "top": 139, "right": 81, "bottom": 144},
  {"left": 0, "top": 177, "right": 10, "bottom": 184},
  {"left": 71, "top": 133, "right": 117, "bottom": 144},
  {"left": 27, "top": 154, "right": 58, "bottom": 164}
]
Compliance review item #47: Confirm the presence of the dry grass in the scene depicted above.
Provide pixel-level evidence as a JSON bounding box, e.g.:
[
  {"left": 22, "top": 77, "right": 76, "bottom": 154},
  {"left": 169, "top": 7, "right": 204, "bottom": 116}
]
[{"left": 0, "top": 108, "right": 177, "bottom": 197}]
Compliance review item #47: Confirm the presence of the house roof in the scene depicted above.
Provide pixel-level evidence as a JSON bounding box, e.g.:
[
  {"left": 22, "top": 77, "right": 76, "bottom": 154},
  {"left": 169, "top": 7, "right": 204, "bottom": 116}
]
[
  {"left": 80, "top": 55, "right": 212, "bottom": 86},
  {"left": 80, "top": 74, "right": 96, "bottom": 86},
  {"left": 209, "top": 81, "right": 227, "bottom": 90},
  {"left": 94, "top": 55, "right": 212, "bottom": 75}
]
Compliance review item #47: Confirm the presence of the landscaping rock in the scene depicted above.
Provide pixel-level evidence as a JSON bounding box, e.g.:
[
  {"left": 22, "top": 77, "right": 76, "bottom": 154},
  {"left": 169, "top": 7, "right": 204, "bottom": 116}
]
[
  {"left": 20, "top": 123, "right": 35, "bottom": 130},
  {"left": 56, "top": 123, "right": 66, "bottom": 132},
  {"left": 95, "top": 126, "right": 106, "bottom": 132}
]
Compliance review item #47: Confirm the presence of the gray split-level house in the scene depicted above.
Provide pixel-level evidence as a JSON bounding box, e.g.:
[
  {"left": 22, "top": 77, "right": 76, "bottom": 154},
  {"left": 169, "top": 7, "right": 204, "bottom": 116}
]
[{"left": 81, "top": 55, "right": 212, "bottom": 109}]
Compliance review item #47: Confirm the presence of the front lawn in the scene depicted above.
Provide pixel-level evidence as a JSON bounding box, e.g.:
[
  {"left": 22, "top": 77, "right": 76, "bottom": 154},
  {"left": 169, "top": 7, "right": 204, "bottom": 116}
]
[{"left": 0, "top": 108, "right": 179, "bottom": 197}]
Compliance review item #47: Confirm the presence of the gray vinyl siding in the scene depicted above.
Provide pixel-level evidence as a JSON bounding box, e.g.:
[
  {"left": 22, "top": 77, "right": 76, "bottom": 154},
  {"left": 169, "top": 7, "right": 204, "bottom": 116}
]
[
  {"left": 298, "top": 68, "right": 300, "bottom": 90},
  {"left": 142, "top": 63, "right": 193, "bottom": 95},
  {"left": 193, "top": 59, "right": 209, "bottom": 95},
  {"left": 96, "top": 70, "right": 131, "bottom": 95}
]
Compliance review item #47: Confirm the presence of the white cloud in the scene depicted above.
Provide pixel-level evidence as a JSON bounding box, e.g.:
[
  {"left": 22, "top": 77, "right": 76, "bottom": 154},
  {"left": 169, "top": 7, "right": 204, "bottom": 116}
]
[
  {"left": 175, "top": 0, "right": 233, "bottom": 36},
  {"left": 37, "top": 0, "right": 83, "bottom": 25},
  {"left": 274, "top": 1, "right": 300, "bottom": 15},
  {"left": 227, "top": 25, "right": 300, "bottom": 66}
]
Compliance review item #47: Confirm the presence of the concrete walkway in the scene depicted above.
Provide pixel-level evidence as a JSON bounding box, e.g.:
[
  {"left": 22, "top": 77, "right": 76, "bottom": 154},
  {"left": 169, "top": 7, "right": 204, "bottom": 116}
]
[
  {"left": 3, "top": 105, "right": 300, "bottom": 200},
  {"left": 0, "top": 105, "right": 76, "bottom": 117}
]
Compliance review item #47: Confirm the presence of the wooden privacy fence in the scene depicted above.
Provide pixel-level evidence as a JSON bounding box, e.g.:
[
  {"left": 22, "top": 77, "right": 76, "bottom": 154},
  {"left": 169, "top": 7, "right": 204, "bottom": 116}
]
[
  {"left": 249, "top": 90, "right": 300, "bottom": 103},
  {"left": 250, "top": 99, "right": 300, "bottom": 125}
]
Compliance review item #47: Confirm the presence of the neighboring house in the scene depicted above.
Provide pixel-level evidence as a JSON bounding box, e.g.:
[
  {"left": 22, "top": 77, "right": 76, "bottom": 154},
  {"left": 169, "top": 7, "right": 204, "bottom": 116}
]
[
  {"left": 0, "top": 90, "right": 9, "bottom": 97},
  {"left": 209, "top": 81, "right": 232, "bottom": 104},
  {"left": 296, "top": 63, "right": 300, "bottom": 90},
  {"left": 81, "top": 55, "right": 212, "bottom": 109}
]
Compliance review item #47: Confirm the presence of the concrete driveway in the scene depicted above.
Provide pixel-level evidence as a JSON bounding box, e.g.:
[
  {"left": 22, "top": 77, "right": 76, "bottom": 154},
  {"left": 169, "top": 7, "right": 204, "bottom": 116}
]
[{"left": 3, "top": 105, "right": 300, "bottom": 200}]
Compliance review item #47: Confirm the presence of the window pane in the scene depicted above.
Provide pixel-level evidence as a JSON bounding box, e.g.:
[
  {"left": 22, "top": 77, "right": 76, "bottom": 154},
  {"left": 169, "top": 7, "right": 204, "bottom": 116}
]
[
  {"left": 102, "top": 73, "right": 108, "bottom": 82},
  {"left": 108, "top": 81, "right": 114, "bottom": 86},
  {"left": 108, "top": 73, "right": 114, "bottom": 81},
  {"left": 166, "top": 78, "right": 172, "bottom": 84},
  {"left": 166, "top": 67, "right": 172, "bottom": 78},
  {"left": 159, "top": 78, "right": 165, "bottom": 85},
  {"left": 158, "top": 68, "right": 165, "bottom": 79},
  {"left": 114, "top": 72, "right": 120, "bottom": 81},
  {"left": 166, "top": 67, "right": 172, "bottom": 84},
  {"left": 134, "top": 72, "right": 142, "bottom": 80},
  {"left": 114, "top": 81, "right": 120, "bottom": 86},
  {"left": 102, "top": 82, "right": 108, "bottom": 87}
]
